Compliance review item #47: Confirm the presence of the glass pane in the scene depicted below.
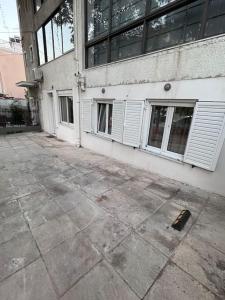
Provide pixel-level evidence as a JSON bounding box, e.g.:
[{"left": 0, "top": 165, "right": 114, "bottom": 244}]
[
  {"left": 98, "top": 103, "right": 106, "bottom": 133},
  {"left": 112, "top": 0, "right": 146, "bottom": 31},
  {"left": 61, "top": 0, "right": 74, "bottom": 53},
  {"left": 87, "top": 0, "right": 109, "bottom": 41},
  {"left": 204, "top": 0, "right": 225, "bottom": 38},
  {"left": 108, "top": 104, "right": 113, "bottom": 134},
  {"left": 150, "top": 0, "right": 177, "bottom": 11},
  {"left": 60, "top": 97, "right": 67, "bottom": 122},
  {"left": 44, "top": 21, "right": 54, "bottom": 62},
  {"left": 67, "top": 97, "right": 74, "bottom": 123},
  {"left": 146, "top": 1, "right": 203, "bottom": 52},
  {"left": 52, "top": 13, "right": 63, "bottom": 58},
  {"left": 167, "top": 107, "right": 193, "bottom": 155},
  {"left": 88, "top": 41, "right": 107, "bottom": 67},
  {"left": 148, "top": 106, "right": 167, "bottom": 149},
  {"left": 37, "top": 28, "right": 45, "bottom": 65},
  {"left": 111, "top": 25, "right": 143, "bottom": 61}
]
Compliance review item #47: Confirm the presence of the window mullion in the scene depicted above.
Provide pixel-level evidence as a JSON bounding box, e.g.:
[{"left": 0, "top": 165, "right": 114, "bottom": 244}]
[
  {"left": 66, "top": 97, "right": 69, "bottom": 123},
  {"left": 162, "top": 107, "right": 174, "bottom": 153}
]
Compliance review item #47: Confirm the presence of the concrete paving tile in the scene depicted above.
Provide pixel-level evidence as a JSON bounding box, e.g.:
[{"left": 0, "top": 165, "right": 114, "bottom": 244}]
[
  {"left": 61, "top": 260, "right": 139, "bottom": 300},
  {"left": 67, "top": 200, "right": 103, "bottom": 230},
  {"left": 206, "top": 193, "right": 225, "bottom": 216},
  {"left": 0, "top": 232, "right": 40, "bottom": 282},
  {"left": 0, "top": 214, "right": 29, "bottom": 245},
  {"left": 15, "top": 183, "right": 45, "bottom": 198},
  {"left": 71, "top": 171, "right": 104, "bottom": 187},
  {"left": 19, "top": 190, "right": 53, "bottom": 212},
  {"left": 144, "top": 263, "right": 217, "bottom": 300},
  {"left": 95, "top": 189, "right": 163, "bottom": 227},
  {"left": 43, "top": 232, "right": 102, "bottom": 296},
  {"left": 170, "top": 188, "right": 208, "bottom": 214},
  {"left": 108, "top": 233, "right": 168, "bottom": 298},
  {"left": 145, "top": 181, "right": 179, "bottom": 200},
  {"left": 190, "top": 208, "right": 225, "bottom": 254},
  {"left": 83, "top": 178, "right": 113, "bottom": 197},
  {"left": 137, "top": 201, "right": 195, "bottom": 256},
  {"left": 0, "top": 200, "right": 21, "bottom": 224},
  {"left": 54, "top": 189, "right": 91, "bottom": 212},
  {"left": 24, "top": 200, "right": 64, "bottom": 229},
  {"left": 82, "top": 214, "right": 131, "bottom": 253},
  {"left": 172, "top": 235, "right": 225, "bottom": 298},
  {"left": 0, "top": 259, "right": 57, "bottom": 300},
  {"left": 43, "top": 176, "right": 76, "bottom": 197},
  {"left": 32, "top": 214, "right": 80, "bottom": 254}
]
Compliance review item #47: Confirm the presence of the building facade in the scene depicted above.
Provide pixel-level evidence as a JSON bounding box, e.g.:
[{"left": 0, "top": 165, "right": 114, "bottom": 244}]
[
  {"left": 17, "top": 0, "right": 225, "bottom": 196},
  {"left": 0, "top": 38, "right": 26, "bottom": 99}
]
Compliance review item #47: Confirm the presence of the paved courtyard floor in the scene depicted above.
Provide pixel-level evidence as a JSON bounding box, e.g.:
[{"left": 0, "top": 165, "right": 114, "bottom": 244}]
[{"left": 0, "top": 132, "right": 224, "bottom": 300}]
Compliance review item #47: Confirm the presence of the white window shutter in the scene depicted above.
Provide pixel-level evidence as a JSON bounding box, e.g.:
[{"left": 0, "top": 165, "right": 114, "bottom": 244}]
[
  {"left": 111, "top": 100, "right": 125, "bottom": 143},
  {"left": 184, "top": 102, "right": 225, "bottom": 171},
  {"left": 82, "top": 100, "right": 92, "bottom": 132},
  {"left": 123, "top": 100, "right": 144, "bottom": 147}
]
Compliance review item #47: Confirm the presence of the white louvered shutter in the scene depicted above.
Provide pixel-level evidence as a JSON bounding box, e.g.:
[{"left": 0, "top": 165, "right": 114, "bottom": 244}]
[
  {"left": 82, "top": 100, "right": 92, "bottom": 132},
  {"left": 123, "top": 100, "right": 144, "bottom": 147},
  {"left": 184, "top": 102, "right": 225, "bottom": 171},
  {"left": 111, "top": 100, "right": 125, "bottom": 143}
]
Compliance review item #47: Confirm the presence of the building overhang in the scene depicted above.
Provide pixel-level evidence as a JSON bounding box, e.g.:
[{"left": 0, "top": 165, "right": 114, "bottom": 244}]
[{"left": 16, "top": 81, "right": 38, "bottom": 88}]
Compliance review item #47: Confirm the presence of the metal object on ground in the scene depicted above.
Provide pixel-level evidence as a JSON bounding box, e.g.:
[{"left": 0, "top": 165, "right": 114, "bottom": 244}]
[{"left": 172, "top": 210, "right": 191, "bottom": 231}]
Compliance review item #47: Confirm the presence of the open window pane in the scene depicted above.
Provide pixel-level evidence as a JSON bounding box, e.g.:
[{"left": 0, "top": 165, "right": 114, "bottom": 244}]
[
  {"left": 61, "top": 0, "right": 74, "bottom": 53},
  {"left": 98, "top": 103, "right": 107, "bottom": 133},
  {"left": 60, "top": 97, "right": 67, "bottom": 122},
  {"left": 111, "top": 25, "right": 143, "bottom": 61},
  {"left": 37, "top": 28, "right": 45, "bottom": 65},
  {"left": 108, "top": 104, "right": 113, "bottom": 134},
  {"left": 167, "top": 107, "right": 193, "bottom": 155},
  {"left": 67, "top": 97, "right": 74, "bottom": 123},
  {"left": 112, "top": 0, "right": 146, "bottom": 31},
  {"left": 45, "top": 21, "right": 54, "bottom": 62},
  {"left": 148, "top": 106, "right": 167, "bottom": 149},
  {"left": 52, "top": 13, "right": 63, "bottom": 58},
  {"left": 87, "top": 0, "right": 109, "bottom": 41}
]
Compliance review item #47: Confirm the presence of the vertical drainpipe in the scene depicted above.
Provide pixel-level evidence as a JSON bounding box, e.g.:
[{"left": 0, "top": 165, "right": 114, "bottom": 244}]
[{"left": 73, "top": 0, "right": 81, "bottom": 147}]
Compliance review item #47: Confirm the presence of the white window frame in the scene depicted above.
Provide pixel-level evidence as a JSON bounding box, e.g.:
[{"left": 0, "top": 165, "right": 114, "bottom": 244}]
[
  {"left": 96, "top": 100, "right": 113, "bottom": 137},
  {"left": 142, "top": 100, "right": 196, "bottom": 161},
  {"left": 59, "top": 95, "right": 74, "bottom": 126}
]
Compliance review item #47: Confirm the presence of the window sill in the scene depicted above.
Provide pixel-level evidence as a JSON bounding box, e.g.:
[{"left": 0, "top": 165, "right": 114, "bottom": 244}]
[
  {"left": 140, "top": 147, "right": 184, "bottom": 165},
  {"left": 86, "top": 131, "right": 113, "bottom": 142},
  {"left": 59, "top": 122, "right": 74, "bottom": 129},
  {"left": 38, "top": 49, "right": 74, "bottom": 68}
]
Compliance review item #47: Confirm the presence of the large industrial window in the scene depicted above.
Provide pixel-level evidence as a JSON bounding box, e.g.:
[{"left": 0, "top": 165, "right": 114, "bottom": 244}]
[
  {"left": 60, "top": 96, "right": 74, "bottom": 124},
  {"left": 86, "top": 0, "right": 225, "bottom": 68},
  {"left": 36, "top": 0, "right": 74, "bottom": 65},
  {"left": 145, "top": 103, "right": 194, "bottom": 159}
]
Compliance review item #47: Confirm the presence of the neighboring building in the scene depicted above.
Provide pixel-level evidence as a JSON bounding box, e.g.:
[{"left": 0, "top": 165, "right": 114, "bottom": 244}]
[
  {"left": 17, "top": 0, "right": 225, "bottom": 196},
  {"left": 0, "top": 38, "right": 26, "bottom": 99}
]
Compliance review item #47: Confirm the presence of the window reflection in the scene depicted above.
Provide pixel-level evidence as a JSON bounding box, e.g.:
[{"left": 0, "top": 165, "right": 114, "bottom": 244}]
[
  {"left": 87, "top": 0, "right": 109, "bottom": 41},
  {"left": 61, "top": 0, "right": 74, "bottom": 52},
  {"left": 45, "top": 21, "right": 54, "bottom": 61},
  {"left": 167, "top": 107, "right": 193, "bottom": 155},
  {"left": 88, "top": 41, "right": 107, "bottom": 67},
  {"left": 111, "top": 25, "right": 143, "bottom": 61},
  {"left": 37, "top": 28, "right": 45, "bottom": 65},
  {"left": 150, "top": 0, "right": 176, "bottom": 11},
  {"left": 52, "top": 13, "right": 63, "bottom": 58},
  {"left": 147, "top": 1, "right": 203, "bottom": 52},
  {"left": 204, "top": 0, "right": 225, "bottom": 38},
  {"left": 98, "top": 103, "right": 107, "bottom": 133},
  {"left": 148, "top": 106, "right": 167, "bottom": 149},
  {"left": 112, "top": 0, "right": 146, "bottom": 31}
]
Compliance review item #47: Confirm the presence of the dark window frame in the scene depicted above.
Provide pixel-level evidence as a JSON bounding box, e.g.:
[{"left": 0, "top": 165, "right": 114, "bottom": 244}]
[
  {"left": 85, "top": 0, "right": 224, "bottom": 68},
  {"left": 36, "top": 0, "right": 74, "bottom": 66}
]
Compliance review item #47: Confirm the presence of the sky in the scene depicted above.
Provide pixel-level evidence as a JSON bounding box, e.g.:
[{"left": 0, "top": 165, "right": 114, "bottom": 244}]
[{"left": 0, "top": 0, "right": 20, "bottom": 42}]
